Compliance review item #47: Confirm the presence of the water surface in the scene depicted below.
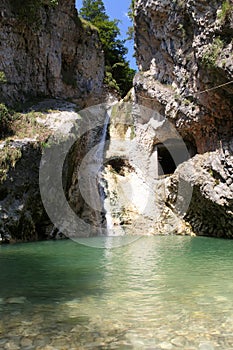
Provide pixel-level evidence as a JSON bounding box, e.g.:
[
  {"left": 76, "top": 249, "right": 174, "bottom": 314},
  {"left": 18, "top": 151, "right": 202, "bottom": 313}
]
[{"left": 0, "top": 236, "right": 233, "bottom": 349}]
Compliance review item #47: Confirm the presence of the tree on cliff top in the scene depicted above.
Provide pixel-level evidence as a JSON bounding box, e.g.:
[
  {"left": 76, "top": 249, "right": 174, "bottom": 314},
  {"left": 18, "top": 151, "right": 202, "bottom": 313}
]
[
  {"left": 79, "top": 0, "right": 135, "bottom": 97},
  {"left": 126, "top": 0, "right": 135, "bottom": 41}
]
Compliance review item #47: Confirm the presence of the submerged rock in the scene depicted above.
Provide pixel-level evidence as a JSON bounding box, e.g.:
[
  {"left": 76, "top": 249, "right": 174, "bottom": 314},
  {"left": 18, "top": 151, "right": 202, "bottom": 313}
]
[{"left": 5, "top": 296, "right": 27, "bottom": 304}]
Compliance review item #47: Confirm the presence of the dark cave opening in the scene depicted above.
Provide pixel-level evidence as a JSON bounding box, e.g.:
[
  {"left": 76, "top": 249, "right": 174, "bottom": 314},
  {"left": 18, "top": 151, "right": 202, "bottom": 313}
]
[
  {"left": 156, "top": 139, "right": 197, "bottom": 176},
  {"left": 107, "top": 158, "right": 134, "bottom": 176},
  {"left": 158, "top": 145, "right": 176, "bottom": 175}
]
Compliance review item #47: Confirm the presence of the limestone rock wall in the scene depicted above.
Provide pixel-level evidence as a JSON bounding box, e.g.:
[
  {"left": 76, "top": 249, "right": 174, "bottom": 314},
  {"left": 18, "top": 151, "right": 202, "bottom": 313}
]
[
  {"left": 0, "top": 1, "right": 107, "bottom": 242},
  {"left": 134, "top": 0, "right": 233, "bottom": 153},
  {"left": 97, "top": 0, "right": 233, "bottom": 238},
  {"left": 0, "top": 141, "right": 46, "bottom": 242},
  {"left": 0, "top": 0, "right": 104, "bottom": 106},
  {"left": 175, "top": 142, "right": 233, "bottom": 238},
  {"left": 102, "top": 102, "right": 193, "bottom": 237},
  {"left": 0, "top": 101, "right": 83, "bottom": 242}
]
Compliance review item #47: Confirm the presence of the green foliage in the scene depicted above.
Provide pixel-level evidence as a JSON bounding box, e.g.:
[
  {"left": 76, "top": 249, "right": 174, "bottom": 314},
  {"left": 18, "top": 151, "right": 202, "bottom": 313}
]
[
  {"left": 79, "top": 0, "right": 108, "bottom": 22},
  {"left": 49, "top": 0, "right": 58, "bottom": 5},
  {"left": 172, "top": 0, "right": 186, "bottom": 8},
  {"left": 9, "top": 0, "right": 58, "bottom": 27},
  {"left": 104, "top": 72, "right": 120, "bottom": 93},
  {"left": 0, "top": 71, "right": 7, "bottom": 84},
  {"left": 201, "top": 37, "right": 224, "bottom": 68},
  {"left": 79, "top": 17, "right": 98, "bottom": 31},
  {"left": 126, "top": 26, "right": 134, "bottom": 42},
  {"left": 128, "top": 0, "right": 135, "bottom": 20},
  {"left": 79, "top": 0, "right": 135, "bottom": 97},
  {"left": 0, "top": 104, "right": 50, "bottom": 140},
  {"left": 217, "top": 0, "right": 232, "bottom": 23},
  {"left": 126, "top": 0, "right": 135, "bottom": 41},
  {"left": 177, "top": 23, "right": 186, "bottom": 38},
  {"left": 111, "top": 62, "right": 135, "bottom": 96},
  {"left": 0, "top": 104, "right": 14, "bottom": 138},
  {"left": 0, "top": 147, "right": 22, "bottom": 183}
]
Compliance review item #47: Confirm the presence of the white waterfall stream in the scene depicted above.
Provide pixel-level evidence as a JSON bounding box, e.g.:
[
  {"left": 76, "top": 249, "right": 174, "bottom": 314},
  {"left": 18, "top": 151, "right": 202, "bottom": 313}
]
[
  {"left": 96, "top": 108, "right": 116, "bottom": 234},
  {"left": 77, "top": 107, "right": 113, "bottom": 236},
  {"left": 96, "top": 111, "right": 110, "bottom": 161}
]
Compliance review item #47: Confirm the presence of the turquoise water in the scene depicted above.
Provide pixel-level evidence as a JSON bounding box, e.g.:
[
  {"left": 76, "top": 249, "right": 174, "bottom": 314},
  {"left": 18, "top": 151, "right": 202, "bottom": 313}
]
[{"left": 0, "top": 236, "right": 233, "bottom": 349}]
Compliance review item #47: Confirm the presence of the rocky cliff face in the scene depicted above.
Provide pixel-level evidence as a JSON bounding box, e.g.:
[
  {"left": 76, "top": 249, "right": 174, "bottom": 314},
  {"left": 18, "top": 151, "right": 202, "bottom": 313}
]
[
  {"left": 1, "top": 0, "right": 233, "bottom": 242},
  {"left": 134, "top": 0, "right": 233, "bottom": 153},
  {"left": 0, "top": 0, "right": 104, "bottom": 106},
  {"left": 0, "top": 100, "right": 112, "bottom": 242},
  {"left": 128, "top": 0, "right": 233, "bottom": 237},
  {"left": 0, "top": 101, "right": 89, "bottom": 242},
  {"left": 99, "top": 0, "right": 233, "bottom": 239},
  {"left": 178, "top": 143, "right": 233, "bottom": 237},
  {"left": 0, "top": 0, "right": 108, "bottom": 242}
]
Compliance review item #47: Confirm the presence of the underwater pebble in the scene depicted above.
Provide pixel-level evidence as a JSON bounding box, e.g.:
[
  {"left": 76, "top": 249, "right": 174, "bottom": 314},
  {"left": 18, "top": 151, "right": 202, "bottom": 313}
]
[
  {"left": 20, "top": 337, "right": 33, "bottom": 347},
  {"left": 6, "top": 297, "right": 27, "bottom": 304},
  {"left": 171, "top": 336, "right": 185, "bottom": 347},
  {"left": 160, "top": 341, "right": 173, "bottom": 349},
  {"left": 0, "top": 338, "right": 7, "bottom": 345},
  {"left": 199, "top": 342, "right": 215, "bottom": 350},
  {"left": 4, "top": 341, "right": 20, "bottom": 350}
]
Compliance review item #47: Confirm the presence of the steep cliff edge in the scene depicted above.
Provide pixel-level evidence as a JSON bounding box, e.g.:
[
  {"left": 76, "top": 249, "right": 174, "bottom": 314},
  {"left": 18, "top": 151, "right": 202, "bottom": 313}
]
[
  {"left": 131, "top": 0, "right": 233, "bottom": 237},
  {"left": 0, "top": 0, "right": 104, "bottom": 106},
  {"left": 0, "top": 0, "right": 108, "bottom": 242},
  {"left": 100, "top": 0, "right": 233, "bottom": 239},
  {"left": 134, "top": 0, "right": 233, "bottom": 153}
]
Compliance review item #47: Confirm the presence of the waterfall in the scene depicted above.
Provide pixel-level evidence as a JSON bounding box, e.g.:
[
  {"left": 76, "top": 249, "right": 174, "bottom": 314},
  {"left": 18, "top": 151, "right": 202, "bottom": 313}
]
[
  {"left": 96, "top": 111, "right": 110, "bottom": 161},
  {"left": 73, "top": 107, "right": 111, "bottom": 237},
  {"left": 96, "top": 109, "right": 116, "bottom": 235}
]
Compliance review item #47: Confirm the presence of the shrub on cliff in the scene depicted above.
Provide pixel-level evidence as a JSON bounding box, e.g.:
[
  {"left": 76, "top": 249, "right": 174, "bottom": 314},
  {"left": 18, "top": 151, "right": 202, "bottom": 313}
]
[
  {"left": 218, "top": 0, "right": 233, "bottom": 23},
  {"left": 126, "top": 0, "right": 135, "bottom": 41},
  {"left": 79, "top": 0, "right": 135, "bottom": 97},
  {"left": 0, "top": 104, "right": 13, "bottom": 138}
]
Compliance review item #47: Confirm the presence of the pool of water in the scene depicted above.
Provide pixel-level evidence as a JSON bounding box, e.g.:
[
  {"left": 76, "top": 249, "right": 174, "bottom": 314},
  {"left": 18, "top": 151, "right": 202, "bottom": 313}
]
[{"left": 0, "top": 236, "right": 233, "bottom": 349}]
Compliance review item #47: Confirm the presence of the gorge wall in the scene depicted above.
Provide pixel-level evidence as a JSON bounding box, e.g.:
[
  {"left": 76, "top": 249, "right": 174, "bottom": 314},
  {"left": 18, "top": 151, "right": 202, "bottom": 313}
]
[
  {"left": 0, "top": 0, "right": 105, "bottom": 107},
  {"left": 0, "top": 0, "right": 108, "bottom": 242},
  {"left": 130, "top": 0, "right": 233, "bottom": 237},
  {"left": 100, "top": 0, "right": 233, "bottom": 239},
  {"left": 0, "top": 0, "right": 233, "bottom": 242},
  {"left": 134, "top": 0, "right": 233, "bottom": 153}
]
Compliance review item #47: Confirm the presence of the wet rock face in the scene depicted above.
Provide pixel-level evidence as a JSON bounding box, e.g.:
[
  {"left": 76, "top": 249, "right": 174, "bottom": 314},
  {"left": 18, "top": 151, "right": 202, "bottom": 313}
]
[
  {"left": 134, "top": 0, "right": 233, "bottom": 153},
  {"left": 0, "top": 0, "right": 104, "bottom": 106}
]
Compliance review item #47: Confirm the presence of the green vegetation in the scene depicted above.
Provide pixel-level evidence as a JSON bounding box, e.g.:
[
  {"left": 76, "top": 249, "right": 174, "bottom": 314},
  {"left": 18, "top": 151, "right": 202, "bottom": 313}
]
[
  {"left": 0, "top": 103, "right": 51, "bottom": 141},
  {"left": 0, "top": 104, "right": 15, "bottom": 138},
  {"left": 10, "top": 110, "right": 51, "bottom": 140},
  {"left": 104, "top": 71, "right": 120, "bottom": 93},
  {"left": 217, "top": 0, "right": 232, "bottom": 23},
  {"left": 172, "top": 0, "right": 186, "bottom": 8},
  {"left": 177, "top": 23, "right": 186, "bottom": 38},
  {"left": 0, "top": 71, "right": 7, "bottom": 84},
  {"left": 79, "top": 17, "right": 98, "bottom": 32},
  {"left": 0, "top": 146, "right": 22, "bottom": 183},
  {"left": 126, "top": 0, "right": 135, "bottom": 41},
  {"left": 79, "top": 0, "right": 135, "bottom": 97},
  {"left": 9, "top": 0, "right": 58, "bottom": 27},
  {"left": 201, "top": 37, "right": 224, "bottom": 69}
]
